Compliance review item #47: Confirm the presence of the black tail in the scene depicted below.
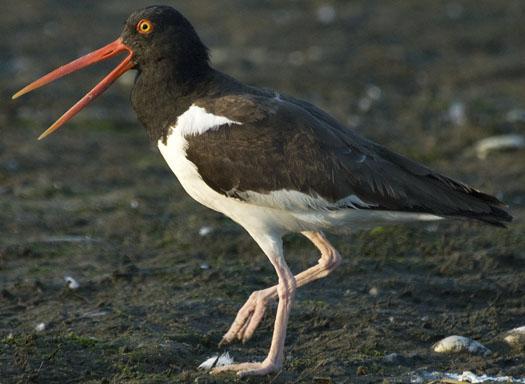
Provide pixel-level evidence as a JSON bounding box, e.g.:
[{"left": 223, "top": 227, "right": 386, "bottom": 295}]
[{"left": 427, "top": 174, "right": 513, "bottom": 227}]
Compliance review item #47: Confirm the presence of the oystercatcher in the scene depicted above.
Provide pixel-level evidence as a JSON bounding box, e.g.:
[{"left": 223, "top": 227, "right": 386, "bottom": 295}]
[{"left": 13, "top": 5, "right": 512, "bottom": 377}]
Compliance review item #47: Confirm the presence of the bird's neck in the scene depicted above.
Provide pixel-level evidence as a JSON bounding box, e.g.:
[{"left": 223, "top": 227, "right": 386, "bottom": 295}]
[{"left": 131, "top": 60, "right": 214, "bottom": 143}]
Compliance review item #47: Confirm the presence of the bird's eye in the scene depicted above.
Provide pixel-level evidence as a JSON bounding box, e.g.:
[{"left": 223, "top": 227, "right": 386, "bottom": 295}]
[{"left": 136, "top": 19, "right": 153, "bottom": 35}]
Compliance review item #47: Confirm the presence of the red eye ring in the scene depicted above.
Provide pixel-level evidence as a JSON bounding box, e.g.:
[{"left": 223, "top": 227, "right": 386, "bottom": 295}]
[{"left": 137, "top": 19, "right": 153, "bottom": 35}]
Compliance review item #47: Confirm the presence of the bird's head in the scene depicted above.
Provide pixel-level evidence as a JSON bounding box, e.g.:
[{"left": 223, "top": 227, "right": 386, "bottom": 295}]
[{"left": 12, "top": 5, "right": 208, "bottom": 140}]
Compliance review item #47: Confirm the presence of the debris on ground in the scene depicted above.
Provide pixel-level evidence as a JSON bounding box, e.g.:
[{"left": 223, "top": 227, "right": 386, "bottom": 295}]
[
  {"left": 503, "top": 326, "right": 525, "bottom": 349},
  {"left": 473, "top": 134, "right": 525, "bottom": 159},
  {"left": 432, "top": 335, "right": 491, "bottom": 356},
  {"left": 198, "top": 352, "right": 234, "bottom": 370}
]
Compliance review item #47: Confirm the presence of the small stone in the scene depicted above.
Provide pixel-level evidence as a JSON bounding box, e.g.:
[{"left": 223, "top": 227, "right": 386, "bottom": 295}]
[
  {"left": 358, "top": 97, "right": 372, "bottom": 112},
  {"left": 433, "top": 335, "right": 491, "bottom": 356},
  {"left": 448, "top": 101, "right": 467, "bottom": 126},
  {"left": 504, "top": 326, "right": 525, "bottom": 349},
  {"left": 198, "top": 226, "right": 213, "bottom": 237},
  {"left": 369, "top": 287, "right": 379, "bottom": 296},
  {"left": 366, "top": 85, "right": 382, "bottom": 101},
  {"left": 199, "top": 263, "right": 210, "bottom": 270},
  {"left": 35, "top": 323, "right": 46, "bottom": 332},
  {"left": 64, "top": 276, "right": 80, "bottom": 289},
  {"left": 130, "top": 200, "right": 139, "bottom": 209}
]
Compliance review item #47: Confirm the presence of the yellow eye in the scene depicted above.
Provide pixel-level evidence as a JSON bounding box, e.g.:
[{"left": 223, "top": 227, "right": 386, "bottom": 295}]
[{"left": 137, "top": 19, "right": 153, "bottom": 35}]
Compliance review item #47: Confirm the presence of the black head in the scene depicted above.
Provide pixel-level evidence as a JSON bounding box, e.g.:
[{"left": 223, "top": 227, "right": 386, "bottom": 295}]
[
  {"left": 13, "top": 5, "right": 212, "bottom": 141},
  {"left": 121, "top": 6, "right": 210, "bottom": 76}
]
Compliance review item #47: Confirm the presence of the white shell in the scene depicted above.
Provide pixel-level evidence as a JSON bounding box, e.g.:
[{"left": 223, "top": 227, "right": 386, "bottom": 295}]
[
  {"left": 414, "top": 370, "right": 525, "bottom": 384},
  {"left": 474, "top": 134, "right": 525, "bottom": 159},
  {"left": 198, "top": 226, "right": 213, "bottom": 237},
  {"left": 64, "top": 276, "right": 80, "bottom": 289},
  {"left": 504, "top": 325, "right": 525, "bottom": 348},
  {"left": 432, "top": 335, "right": 491, "bottom": 356},
  {"left": 198, "top": 352, "right": 234, "bottom": 370},
  {"left": 35, "top": 322, "right": 46, "bottom": 332}
]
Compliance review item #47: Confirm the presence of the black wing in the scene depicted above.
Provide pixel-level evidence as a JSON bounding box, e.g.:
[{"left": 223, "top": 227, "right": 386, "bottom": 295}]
[{"left": 186, "top": 94, "right": 512, "bottom": 227}]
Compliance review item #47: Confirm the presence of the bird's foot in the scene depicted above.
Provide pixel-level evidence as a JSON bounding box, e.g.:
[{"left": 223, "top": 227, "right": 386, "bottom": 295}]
[
  {"left": 211, "top": 359, "right": 279, "bottom": 377},
  {"left": 219, "top": 287, "right": 275, "bottom": 346}
]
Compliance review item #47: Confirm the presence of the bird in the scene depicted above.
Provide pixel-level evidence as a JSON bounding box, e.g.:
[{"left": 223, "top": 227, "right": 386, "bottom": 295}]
[{"left": 12, "top": 5, "right": 512, "bottom": 377}]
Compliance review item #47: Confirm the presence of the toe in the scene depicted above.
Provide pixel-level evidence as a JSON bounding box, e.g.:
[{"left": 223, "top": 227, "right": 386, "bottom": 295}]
[
  {"left": 237, "top": 362, "right": 278, "bottom": 377},
  {"left": 241, "top": 302, "right": 267, "bottom": 343},
  {"left": 211, "top": 361, "right": 280, "bottom": 377}
]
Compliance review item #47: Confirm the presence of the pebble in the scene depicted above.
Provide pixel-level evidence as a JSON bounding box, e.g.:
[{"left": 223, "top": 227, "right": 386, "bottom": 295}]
[
  {"left": 448, "top": 101, "right": 467, "bottom": 126},
  {"left": 432, "top": 335, "right": 491, "bottom": 356},
  {"left": 366, "top": 85, "right": 382, "bottom": 101},
  {"left": 198, "top": 226, "right": 213, "bottom": 237},
  {"left": 504, "top": 325, "right": 525, "bottom": 348},
  {"left": 415, "top": 370, "right": 525, "bottom": 383},
  {"left": 64, "top": 276, "right": 80, "bottom": 289},
  {"left": 35, "top": 323, "right": 46, "bottom": 332},
  {"left": 358, "top": 97, "right": 373, "bottom": 112}
]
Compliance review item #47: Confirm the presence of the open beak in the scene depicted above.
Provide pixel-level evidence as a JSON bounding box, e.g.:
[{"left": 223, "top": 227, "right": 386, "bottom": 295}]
[{"left": 12, "top": 38, "right": 134, "bottom": 140}]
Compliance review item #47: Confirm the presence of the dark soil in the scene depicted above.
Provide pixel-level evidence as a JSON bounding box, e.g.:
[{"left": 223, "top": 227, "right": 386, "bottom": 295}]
[{"left": 1, "top": 1, "right": 524, "bottom": 383}]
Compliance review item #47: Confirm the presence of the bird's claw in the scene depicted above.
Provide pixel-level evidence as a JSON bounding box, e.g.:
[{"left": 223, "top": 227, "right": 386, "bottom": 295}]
[{"left": 220, "top": 288, "right": 275, "bottom": 346}]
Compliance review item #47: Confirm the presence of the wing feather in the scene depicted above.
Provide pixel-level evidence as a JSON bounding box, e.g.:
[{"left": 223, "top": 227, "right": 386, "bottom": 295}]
[{"left": 186, "top": 94, "right": 512, "bottom": 226}]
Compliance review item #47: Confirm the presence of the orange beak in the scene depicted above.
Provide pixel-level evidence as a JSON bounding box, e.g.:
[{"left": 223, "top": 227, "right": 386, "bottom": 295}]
[{"left": 12, "top": 38, "right": 134, "bottom": 140}]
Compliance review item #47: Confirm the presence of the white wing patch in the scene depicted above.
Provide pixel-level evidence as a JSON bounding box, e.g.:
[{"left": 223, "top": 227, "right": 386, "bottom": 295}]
[
  {"left": 175, "top": 105, "right": 242, "bottom": 137},
  {"left": 236, "top": 189, "right": 374, "bottom": 211}
]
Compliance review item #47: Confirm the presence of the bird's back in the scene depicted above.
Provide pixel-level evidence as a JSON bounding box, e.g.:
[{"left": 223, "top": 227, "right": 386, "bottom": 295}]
[{"left": 179, "top": 72, "right": 513, "bottom": 228}]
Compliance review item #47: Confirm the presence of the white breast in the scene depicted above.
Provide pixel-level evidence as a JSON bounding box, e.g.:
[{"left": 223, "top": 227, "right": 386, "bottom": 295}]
[{"left": 157, "top": 104, "right": 308, "bottom": 235}]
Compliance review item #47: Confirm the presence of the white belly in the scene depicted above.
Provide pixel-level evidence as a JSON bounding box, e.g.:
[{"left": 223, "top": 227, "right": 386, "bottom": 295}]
[{"left": 157, "top": 126, "right": 308, "bottom": 236}]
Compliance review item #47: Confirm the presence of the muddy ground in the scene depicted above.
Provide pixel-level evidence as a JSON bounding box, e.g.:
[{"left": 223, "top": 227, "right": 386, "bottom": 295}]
[{"left": 1, "top": 1, "right": 524, "bottom": 383}]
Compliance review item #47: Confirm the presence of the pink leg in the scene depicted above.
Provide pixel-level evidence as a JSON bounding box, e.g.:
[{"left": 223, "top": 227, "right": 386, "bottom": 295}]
[
  {"left": 220, "top": 231, "right": 341, "bottom": 346},
  {"left": 212, "top": 232, "right": 296, "bottom": 377}
]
